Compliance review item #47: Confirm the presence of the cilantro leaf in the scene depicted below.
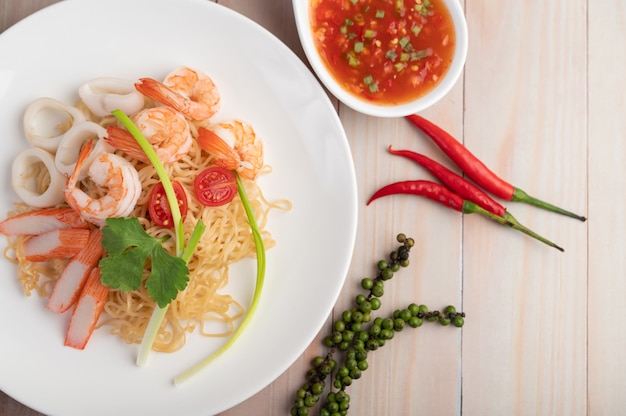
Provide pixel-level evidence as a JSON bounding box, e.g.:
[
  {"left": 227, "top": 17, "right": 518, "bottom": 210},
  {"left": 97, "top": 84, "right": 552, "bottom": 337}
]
[
  {"left": 99, "top": 246, "right": 148, "bottom": 291},
  {"left": 99, "top": 217, "right": 190, "bottom": 307},
  {"left": 101, "top": 217, "right": 155, "bottom": 255},
  {"left": 145, "top": 245, "right": 189, "bottom": 307}
]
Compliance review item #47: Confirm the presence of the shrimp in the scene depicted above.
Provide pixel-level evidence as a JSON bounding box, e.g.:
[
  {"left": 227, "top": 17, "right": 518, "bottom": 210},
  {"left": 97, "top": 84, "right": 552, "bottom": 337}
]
[
  {"left": 197, "top": 120, "right": 263, "bottom": 180},
  {"left": 64, "top": 140, "right": 141, "bottom": 227},
  {"left": 104, "top": 106, "right": 192, "bottom": 164},
  {"left": 135, "top": 67, "right": 220, "bottom": 120}
]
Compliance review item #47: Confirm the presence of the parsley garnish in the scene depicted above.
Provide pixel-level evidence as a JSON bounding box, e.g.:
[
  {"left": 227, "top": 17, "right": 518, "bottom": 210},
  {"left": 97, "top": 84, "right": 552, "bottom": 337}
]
[{"left": 100, "top": 217, "right": 189, "bottom": 308}]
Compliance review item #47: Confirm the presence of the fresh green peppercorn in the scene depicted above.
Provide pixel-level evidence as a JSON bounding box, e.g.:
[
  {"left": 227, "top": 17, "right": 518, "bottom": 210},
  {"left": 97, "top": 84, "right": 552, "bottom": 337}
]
[
  {"left": 355, "top": 294, "right": 366, "bottom": 305},
  {"left": 362, "top": 278, "right": 374, "bottom": 290},
  {"left": 304, "top": 394, "right": 318, "bottom": 407},
  {"left": 371, "top": 284, "right": 384, "bottom": 297},
  {"left": 377, "top": 260, "right": 388, "bottom": 271},
  {"left": 335, "top": 390, "right": 349, "bottom": 403},
  {"left": 393, "top": 318, "right": 405, "bottom": 331},
  {"left": 370, "top": 297, "right": 382, "bottom": 310},
  {"left": 312, "top": 381, "right": 325, "bottom": 395},
  {"left": 381, "top": 318, "right": 394, "bottom": 329},
  {"left": 357, "top": 360, "right": 369, "bottom": 371},
  {"left": 352, "top": 339, "right": 365, "bottom": 351},
  {"left": 380, "top": 328, "right": 394, "bottom": 340},
  {"left": 350, "top": 369, "right": 362, "bottom": 379},
  {"left": 326, "top": 400, "right": 339, "bottom": 412},
  {"left": 452, "top": 315, "right": 465, "bottom": 327},
  {"left": 408, "top": 316, "right": 423, "bottom": 328},
  {"left": 313, "top": 356, "right": 324, "bottom": 367},
  {"left": 369, "top": 324, "right": 381, "bottom": 337},
  {"left": 334, "top": 320, "right": 346, "bottom": 332},
  {"left": 408, "top": 303, "right": 420, "bottom": 316},
  {"left": 381, "top": 268, "right": 394, "bottom": 280},
  {"left": 342, "top": 310, "right": 352, "bottom": 323},
  {"left": 444, "top": 305, "right": 457, "bottom": 316},
  {"left": 366, "top": 339, "right": 379, "bottom": 350},
  {"left": 324, "top": 335, "right": 335, "bottom": 347},
  {"left": 400, "top": 309, "right": 412, "bottom": 321},
  {"left": 359, "top": 301, "right": 372, "bottom": 314},
  {"left": 320, "top": 362, "right": 333, "bottom": 375}
]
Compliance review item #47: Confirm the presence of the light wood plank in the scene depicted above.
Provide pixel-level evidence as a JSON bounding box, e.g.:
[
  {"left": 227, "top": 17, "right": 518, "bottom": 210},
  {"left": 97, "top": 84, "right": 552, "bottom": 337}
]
[
  {"left": 588, "top": 1, "right": 626, "bottom": 414},
  {"left": 463, "top": 1, "right": 588, "bottom": 415}
]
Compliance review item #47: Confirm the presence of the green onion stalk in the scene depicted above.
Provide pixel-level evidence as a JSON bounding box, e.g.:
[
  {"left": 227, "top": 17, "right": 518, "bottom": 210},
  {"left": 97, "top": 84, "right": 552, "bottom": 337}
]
[
  {"left": 112, "top": 110, "right": 205, "bottom": 367},
  {"left": 174, "top": 172, "right": 266, "bottom": 385},
  {"left": 112, "top": 111, "right": 266, "bottom": 381}
]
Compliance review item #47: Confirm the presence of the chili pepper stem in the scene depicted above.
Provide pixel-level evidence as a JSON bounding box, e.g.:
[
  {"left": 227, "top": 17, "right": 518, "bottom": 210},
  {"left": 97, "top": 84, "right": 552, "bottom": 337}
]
[
  {"left": 463, "top": 201, "right": 564, "bottom": 252},
  {"left": 512, "top": 187, "right": 586, "bottom": 222}
]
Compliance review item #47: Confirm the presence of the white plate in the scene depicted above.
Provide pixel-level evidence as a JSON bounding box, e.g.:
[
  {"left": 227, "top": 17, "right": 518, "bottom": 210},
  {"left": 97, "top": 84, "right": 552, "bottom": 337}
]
[{"left": 0, "top": 1, "right": 357, "bottom": 415}]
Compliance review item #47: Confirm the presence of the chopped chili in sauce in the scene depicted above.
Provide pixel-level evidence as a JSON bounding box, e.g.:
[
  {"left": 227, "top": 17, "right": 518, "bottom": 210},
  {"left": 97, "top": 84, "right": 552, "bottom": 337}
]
[{"left": 310, "top": 0, "right": 456, "bottom": 105}]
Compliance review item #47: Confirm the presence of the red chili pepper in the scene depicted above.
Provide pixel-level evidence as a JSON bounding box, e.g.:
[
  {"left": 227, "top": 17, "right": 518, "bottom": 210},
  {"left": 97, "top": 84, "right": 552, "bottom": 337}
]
[
  {"left": 367, "top": 180, "right": 564, "bottom": 252},
  {"left": 387, "top": 145, "right": 507, "bottom": 217},
  {"left": 405, "top": 114, "right": 586, "bottom": 222}
]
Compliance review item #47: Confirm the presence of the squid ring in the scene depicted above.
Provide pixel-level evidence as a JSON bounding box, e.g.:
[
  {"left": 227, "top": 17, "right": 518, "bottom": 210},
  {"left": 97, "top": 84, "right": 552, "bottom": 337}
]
[
  {"left": 23, "top": 97, "right": 86, "bottom": 152},
  {"left": 55, "top": 121, "right": 112, "bottom": 179},
  {"left": 78, "top": 77, "right": 145, "bottom": 118},
  {"left": 12, "top": 147, "right": 66, "bottom": 208}
]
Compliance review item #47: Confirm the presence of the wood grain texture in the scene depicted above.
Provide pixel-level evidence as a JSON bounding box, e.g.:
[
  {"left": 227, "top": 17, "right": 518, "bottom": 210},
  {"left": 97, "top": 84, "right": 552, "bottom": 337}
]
[{"left": 1, "top": 0, "right": 621, "bottom": 415}]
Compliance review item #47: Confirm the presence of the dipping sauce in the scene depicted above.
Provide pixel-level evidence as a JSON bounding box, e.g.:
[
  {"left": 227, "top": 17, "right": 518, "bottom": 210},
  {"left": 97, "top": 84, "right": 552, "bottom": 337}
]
[{"left": 310, "top": 0, "right": 456, "bottom": 105}]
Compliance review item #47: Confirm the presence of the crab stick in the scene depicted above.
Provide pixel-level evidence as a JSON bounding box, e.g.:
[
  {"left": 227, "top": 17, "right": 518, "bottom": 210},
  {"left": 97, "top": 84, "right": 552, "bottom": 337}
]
[
  {"left": 64, "top": 267, "right": 108, "bottom": 350},
  {"left": 47, "top": 229, "right": 103, "bottom": 313}
]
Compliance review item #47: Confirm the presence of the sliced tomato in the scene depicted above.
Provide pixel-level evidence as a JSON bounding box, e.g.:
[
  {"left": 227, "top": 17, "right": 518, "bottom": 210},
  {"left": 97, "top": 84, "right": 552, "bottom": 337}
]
[
  {"left": 148, "top": 181, "right": 188, "bottom": 228},
  {"left": 194, "top": 166, "right": 237, "bottom": 207}
]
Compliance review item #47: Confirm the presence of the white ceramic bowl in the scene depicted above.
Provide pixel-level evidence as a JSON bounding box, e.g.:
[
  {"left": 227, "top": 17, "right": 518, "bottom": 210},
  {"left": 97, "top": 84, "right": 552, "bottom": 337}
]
[{"left": 293, "top": 0, "right": 468, "bottom": 117}]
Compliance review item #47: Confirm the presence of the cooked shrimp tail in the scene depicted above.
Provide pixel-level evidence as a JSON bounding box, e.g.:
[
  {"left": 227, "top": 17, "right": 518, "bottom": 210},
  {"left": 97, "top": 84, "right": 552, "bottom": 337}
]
[
  {"left": 135, "top": 66, "right": 220, "bottom": 120},
  {"left": 105, "top": 106, "right": 192, "bottom": 164},
  {"left": 104, "top": 126, "right": 149, "bottom": 163},
  {"left": 197, "top": 120, "right": 263, "bottom": 180},
  {"left": 197, "top": 127, "right": 241, "bottom": 171}
]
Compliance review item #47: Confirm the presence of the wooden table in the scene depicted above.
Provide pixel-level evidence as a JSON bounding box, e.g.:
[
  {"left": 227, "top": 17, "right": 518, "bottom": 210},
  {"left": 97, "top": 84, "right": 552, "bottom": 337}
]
[{"left": 1, "top": 0, "right": 623, "bottom": 415}]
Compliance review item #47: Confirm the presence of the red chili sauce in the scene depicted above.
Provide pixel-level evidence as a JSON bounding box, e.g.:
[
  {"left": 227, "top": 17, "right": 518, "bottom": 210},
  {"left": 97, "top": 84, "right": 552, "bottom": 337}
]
[{"left": 310, "top": 0, "right": 456, "bottom": 105}]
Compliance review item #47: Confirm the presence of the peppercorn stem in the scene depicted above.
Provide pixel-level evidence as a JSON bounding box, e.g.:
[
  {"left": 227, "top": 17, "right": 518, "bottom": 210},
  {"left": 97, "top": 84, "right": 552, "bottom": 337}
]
[
  {"left": 463, "top": 201, "right": 564, "bottom": 252},
  {"left": 512, "top": 187, "right": 586, "bottom": 222}
]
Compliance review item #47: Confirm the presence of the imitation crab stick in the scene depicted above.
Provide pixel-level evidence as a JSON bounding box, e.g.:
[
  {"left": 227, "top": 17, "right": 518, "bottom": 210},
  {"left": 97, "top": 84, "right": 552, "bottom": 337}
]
[
  {"left": 47, "top": 229, "right": 104, "bottom": 313},
  {"left": 22, "top": 228, "right": 90, "bottom": 262},
  {"left": 0, "top": 207, "right": 88, "bottom": 236},
  {"left": 64, "top": 267, "right": 108, "bottom": 350}
]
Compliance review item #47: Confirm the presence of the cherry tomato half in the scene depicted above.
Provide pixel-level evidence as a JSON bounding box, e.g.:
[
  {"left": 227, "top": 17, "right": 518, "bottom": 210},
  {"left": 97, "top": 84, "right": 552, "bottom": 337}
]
[
  {"left": 148, "top": 181, "right": 188, "bottom": 228},
  {"left": 194, "top": 166, "right": 237, "bottom": 207}
]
